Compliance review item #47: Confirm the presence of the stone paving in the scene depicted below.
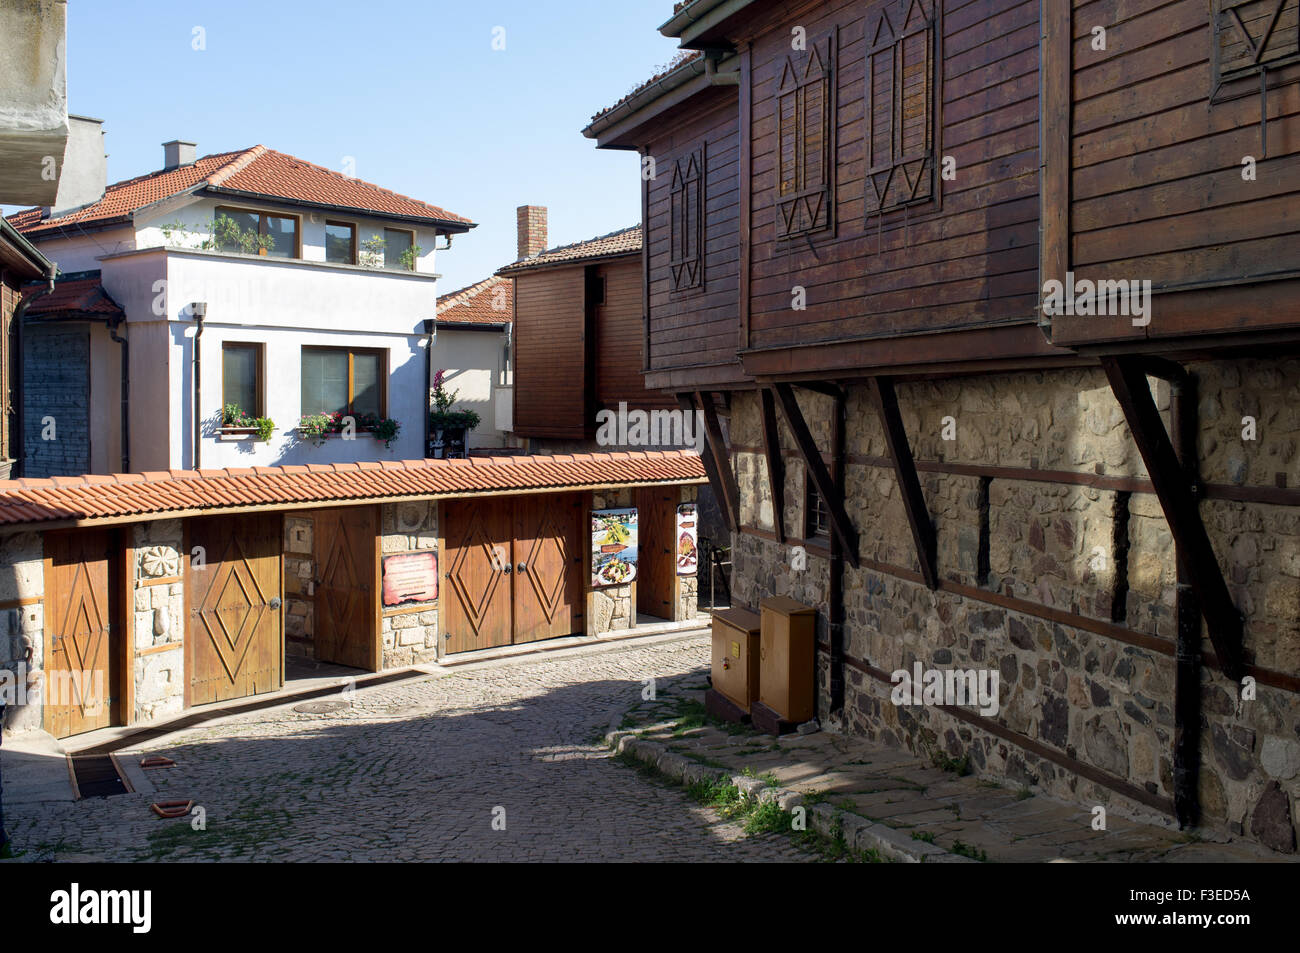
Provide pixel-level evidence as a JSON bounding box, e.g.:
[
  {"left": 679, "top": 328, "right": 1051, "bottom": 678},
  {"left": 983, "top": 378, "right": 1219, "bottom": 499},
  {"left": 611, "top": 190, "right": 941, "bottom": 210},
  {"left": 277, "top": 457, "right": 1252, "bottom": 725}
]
[
  {"left": 617, "top": 681, "right": 1296, "bottom": 863},
  {"left": 7, "top": 634, "right": 816, "bottom": 862}
]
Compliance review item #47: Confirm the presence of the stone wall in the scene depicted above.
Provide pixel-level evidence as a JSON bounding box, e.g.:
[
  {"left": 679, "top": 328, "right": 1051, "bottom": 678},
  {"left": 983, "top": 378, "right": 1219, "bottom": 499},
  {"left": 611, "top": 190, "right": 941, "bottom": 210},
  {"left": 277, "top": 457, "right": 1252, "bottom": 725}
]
[
  {"left": 131, "top": 520, "right": 185, "bottom": 723},
  {"left": 284, "top": 515, "right": 315, "bottom": 658},
  {"left": 0, "top": 532, "right": 44, "bottom": 734},
  {"left": 726, "top": 360, "right": 1300, "bottom": 852},
  {"left": 590, "top": 487, "right": 635, "bottom": 634},
  {"left": 23, "top": 323, "right": 90, "bottom": 478},
  {"left": 380, "top": 500, "right": 438, "bottom": 668}
]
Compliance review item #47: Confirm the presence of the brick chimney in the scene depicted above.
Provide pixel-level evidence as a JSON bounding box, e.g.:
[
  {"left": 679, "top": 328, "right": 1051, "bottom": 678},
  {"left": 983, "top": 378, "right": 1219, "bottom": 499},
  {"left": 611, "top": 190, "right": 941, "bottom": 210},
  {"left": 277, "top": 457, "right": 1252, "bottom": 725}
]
[{"left": 516, "top": 205, "right": 547, "bottom": 260}]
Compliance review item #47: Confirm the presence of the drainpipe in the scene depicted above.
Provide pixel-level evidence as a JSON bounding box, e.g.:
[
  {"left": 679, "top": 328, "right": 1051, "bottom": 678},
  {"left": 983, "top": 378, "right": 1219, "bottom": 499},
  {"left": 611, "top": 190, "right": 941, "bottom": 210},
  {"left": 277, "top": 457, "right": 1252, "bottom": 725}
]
[
  {"left": 107, "top": 316, "right": 130, "bottom": 473},
  {"left": 828, "top": 388, "right": 847, "bottom": 719},
  {"left": 11, "top": 270, "right": 57, "bottom": 479},
  {"left": 1169, "top": 370, "right": 1202, "bottom": 829},
  {"left": 190, "top": 302, "right": 206, "bottom": 469},
  {"left": 423, "top": 318, "right": 435, "bottom": 457}
]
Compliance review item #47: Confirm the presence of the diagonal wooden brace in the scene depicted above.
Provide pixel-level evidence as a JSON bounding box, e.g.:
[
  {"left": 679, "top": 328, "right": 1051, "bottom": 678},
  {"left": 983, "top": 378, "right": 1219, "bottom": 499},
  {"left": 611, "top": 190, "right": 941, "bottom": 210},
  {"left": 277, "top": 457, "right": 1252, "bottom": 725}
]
[
  {"left": 1101, "top": 356, "right": 1246, "bottom": 683},
  {"left": 679, "top": 392, "right": 739, "bottom": 533},
  {"left": 869, "top": 376, "right": 938, "bottom": 590},
  {"left": 773, "top": 382, "right": 860, "bottom": 567}
]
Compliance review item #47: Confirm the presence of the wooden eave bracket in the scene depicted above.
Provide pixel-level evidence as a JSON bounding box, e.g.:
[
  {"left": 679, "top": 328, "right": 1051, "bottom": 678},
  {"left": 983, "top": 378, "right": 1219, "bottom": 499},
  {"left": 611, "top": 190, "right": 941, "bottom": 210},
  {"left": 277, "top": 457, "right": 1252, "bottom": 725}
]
[
  {"left": 759, "top": 388, "right": 786, "bottom": 543},
  {"left": 679, "top": 392, "right": 740, "bottom": 533},
  {"left": 1101, "top": 356, "right": 1246, "bottom": 683},
  {"left": 772, "top": 382, "right": 860, "bottom": 566},
  {"left": 869, "top": 376, "right": 938, "bottom": 589}
]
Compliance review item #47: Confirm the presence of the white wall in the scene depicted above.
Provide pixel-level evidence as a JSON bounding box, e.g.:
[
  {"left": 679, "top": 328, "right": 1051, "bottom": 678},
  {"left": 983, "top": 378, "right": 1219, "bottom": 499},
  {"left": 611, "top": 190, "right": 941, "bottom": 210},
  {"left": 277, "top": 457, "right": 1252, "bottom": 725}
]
[{"left": 434, "top": 329, "right": 513, "bottom": 450}]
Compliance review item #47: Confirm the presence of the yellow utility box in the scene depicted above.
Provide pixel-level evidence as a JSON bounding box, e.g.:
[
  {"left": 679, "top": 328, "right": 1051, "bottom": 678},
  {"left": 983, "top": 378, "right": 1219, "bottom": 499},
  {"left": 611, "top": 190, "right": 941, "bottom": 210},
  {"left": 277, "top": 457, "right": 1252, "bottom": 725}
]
[
  {"left": 758, "top": 596, "right": 816, "bottom": 724},
  {"left": 711, "top": 607, "right": 762, "bottom": 711}
]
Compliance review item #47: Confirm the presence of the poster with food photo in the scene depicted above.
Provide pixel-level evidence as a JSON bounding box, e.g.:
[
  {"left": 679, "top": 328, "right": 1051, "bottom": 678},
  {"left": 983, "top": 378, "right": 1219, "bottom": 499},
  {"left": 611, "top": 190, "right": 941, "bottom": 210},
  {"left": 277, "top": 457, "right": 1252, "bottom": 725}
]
[
  {"left": 676, "top": 503, "right": 698, "bottom": 575},
  {"left": 591, "top": 507, "right": 638, "bottom": 587}
]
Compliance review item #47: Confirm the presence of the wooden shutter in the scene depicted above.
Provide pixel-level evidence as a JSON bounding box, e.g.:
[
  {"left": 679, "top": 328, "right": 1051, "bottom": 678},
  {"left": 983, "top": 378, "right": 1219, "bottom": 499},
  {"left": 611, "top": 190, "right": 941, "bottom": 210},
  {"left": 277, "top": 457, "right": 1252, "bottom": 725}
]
[
  {"left": 670, "top": 147, "right": 704, "bottom": 291},
  {"left": 1213, "top": 0, "right": 1300, "bottom": 86},
  {"left": 776, "top": 31, "right": 835, "bottom": 238},
  {"left": 865, "top": 0, "right": 935, "bottom": 217}
]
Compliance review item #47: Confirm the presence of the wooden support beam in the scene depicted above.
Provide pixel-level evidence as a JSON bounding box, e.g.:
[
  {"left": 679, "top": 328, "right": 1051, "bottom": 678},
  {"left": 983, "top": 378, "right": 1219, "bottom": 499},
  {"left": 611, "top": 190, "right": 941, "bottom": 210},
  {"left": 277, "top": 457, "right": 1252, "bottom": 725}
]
[
  {"left": 772, "top": 382, "right": 860, "bottom": 567},
  {"left": 1101, "top": 356, "right": 1246, "bottom": 683},
  {"left": 869, "top": 376, "right": 938, "bottom": 590},
  {"left": 794, "top": 381, "right": 845, "bottom": 400},
  {"left": 679, "top": 392, "right": 738, "bottom": 533},
  {"left": 759, "top": 388, "right": 786, "bottom": 543}
]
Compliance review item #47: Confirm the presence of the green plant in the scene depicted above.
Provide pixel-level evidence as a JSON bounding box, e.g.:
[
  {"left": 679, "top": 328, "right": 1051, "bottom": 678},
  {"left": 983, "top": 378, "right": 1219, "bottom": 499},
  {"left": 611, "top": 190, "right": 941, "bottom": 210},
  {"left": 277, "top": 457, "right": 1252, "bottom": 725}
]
[
  {"left": 359, "top": 233, "right": 386, "bottom": 267},
  {"left": 297, "top": 411, "right": 401, "bottom": 448},
  {"left": 222, "top": 403, "right": 276, "bottom": 441},
  {"left": 298, "top": 413, "right": 333, "bottom": 446},
  {"left": 399, "top": 243, "right": 423, "bottom": 271},
  {"left": 428, "top": 369, "right": 481, "bottom": 431},
  {"left": 161, "top": 216, "right": 274, "bottom": 255},
  {"left": 950, "top": 840, "right": 988, "bottom": 862}
]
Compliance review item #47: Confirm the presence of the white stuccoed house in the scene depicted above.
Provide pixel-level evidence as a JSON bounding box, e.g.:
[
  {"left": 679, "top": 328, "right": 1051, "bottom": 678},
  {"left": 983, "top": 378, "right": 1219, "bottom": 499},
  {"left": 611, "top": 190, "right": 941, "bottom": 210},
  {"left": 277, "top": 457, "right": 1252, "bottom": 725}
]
[{"left": 8, "top": 120, "right": 514, "bottom": 476}]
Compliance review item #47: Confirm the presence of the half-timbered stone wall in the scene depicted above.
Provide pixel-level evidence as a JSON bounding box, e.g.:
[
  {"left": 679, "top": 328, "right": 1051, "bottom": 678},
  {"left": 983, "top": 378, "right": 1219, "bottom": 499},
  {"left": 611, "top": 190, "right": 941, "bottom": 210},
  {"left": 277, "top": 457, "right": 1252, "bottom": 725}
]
[
  {"left": 727, "top": 360, "right": 1300, "bottom": 851},
  {"left": 381, "top": 501, "right": 438, "bottom": 668}
]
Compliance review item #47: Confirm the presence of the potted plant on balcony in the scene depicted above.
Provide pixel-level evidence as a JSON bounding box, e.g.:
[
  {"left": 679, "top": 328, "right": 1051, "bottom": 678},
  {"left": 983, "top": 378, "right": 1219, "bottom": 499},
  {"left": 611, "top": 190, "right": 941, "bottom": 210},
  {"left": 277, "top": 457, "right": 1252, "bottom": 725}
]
[
  {"left": 221, "top": 403, "right": 276, "bottom": 441},
  {"left": 298, "top": 411, "right": 402, "bottom": 449},
  {"left": 428, "top": 369, "right": 480, "bottom": 459}
]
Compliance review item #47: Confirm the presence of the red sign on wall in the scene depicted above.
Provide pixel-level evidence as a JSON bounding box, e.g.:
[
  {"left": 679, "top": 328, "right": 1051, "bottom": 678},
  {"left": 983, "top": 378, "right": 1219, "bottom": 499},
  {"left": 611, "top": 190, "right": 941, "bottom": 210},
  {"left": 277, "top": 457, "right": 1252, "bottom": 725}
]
[{"left": 381, "top": 551, "right": 437, "bottom": 607}]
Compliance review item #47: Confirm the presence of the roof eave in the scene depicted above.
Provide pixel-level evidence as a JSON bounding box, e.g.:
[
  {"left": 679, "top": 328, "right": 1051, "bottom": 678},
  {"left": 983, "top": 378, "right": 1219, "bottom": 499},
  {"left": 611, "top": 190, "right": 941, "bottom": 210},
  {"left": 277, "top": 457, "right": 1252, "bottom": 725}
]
[
  {"left": 495, "top": 249, "right": 640, "bottom": 278},
  {"left": 198, "top": 185, "right": 477, "bottom": 234},
  {"left": 585, "top": 57, "right": 737, "bottom": 148},
  {"left": 0, "top": 217, "right": 55, "bottom": 278},
  {"left": 659, "top": 0, "right": 757, "bottom": 45}
]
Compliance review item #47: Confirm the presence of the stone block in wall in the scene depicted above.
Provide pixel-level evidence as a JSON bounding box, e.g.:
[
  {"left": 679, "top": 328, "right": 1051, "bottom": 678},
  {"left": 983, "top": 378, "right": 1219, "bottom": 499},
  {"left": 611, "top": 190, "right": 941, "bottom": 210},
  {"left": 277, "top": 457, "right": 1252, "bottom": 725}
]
[
  {"left": 285, "top": 516, "right": 313, "bottom": 554},
  {"left": 0, "top": 532, "right": 42, "bottom": 603}
]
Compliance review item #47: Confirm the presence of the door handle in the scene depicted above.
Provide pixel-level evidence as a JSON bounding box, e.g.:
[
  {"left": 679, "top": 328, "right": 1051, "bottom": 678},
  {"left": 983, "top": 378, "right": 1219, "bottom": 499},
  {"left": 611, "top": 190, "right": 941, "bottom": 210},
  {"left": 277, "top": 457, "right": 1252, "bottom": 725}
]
[
  {"left": 269, "top": 597, "right": 282, "bottom": 610},
  {"left": 516, "top": 562, "right": 527, "bottom": 573},
  {"left": 502, "top": 564, "right": 512, "bottom": 574}
]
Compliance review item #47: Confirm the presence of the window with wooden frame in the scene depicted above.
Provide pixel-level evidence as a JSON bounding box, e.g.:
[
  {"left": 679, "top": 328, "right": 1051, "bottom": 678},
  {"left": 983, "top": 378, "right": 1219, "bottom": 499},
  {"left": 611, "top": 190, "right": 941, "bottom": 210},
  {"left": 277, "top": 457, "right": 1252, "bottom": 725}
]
[
  {"left": 214, "top": 205, "right": 301, "bottom": 259},
  {"left": 1212, "top": 1, "right": 1300, "bottom": 96},
  {"left": 777, "top": 30, "right": 835, "bottom": 238},
  {"left": 804, "top": 473, "right": 831, "bottom": 540},
  {"left": 864, "top": 0, "right": 936, "bottom": 217},
  {"left": 300, "top": 346, "right": 386, "bottom": 418},
  {"left": 325, "top": 220, "right": 357, "bottom": 265},
  {"left": 222, "top": 342, "right": 264, "bottom": 420},
  {"left": 382, "top": 227, "right": 416, "bottom": 271},
  {"left": 670, "top": 147, "right": 704, "bottom": 292}
]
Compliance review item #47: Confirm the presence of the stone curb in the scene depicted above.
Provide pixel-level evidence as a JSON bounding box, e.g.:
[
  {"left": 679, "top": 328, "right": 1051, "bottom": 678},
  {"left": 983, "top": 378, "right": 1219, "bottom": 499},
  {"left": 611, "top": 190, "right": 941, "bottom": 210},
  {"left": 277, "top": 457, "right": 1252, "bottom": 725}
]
[{"left": 605, "top": 728, "right": 976, "bottom": 863}]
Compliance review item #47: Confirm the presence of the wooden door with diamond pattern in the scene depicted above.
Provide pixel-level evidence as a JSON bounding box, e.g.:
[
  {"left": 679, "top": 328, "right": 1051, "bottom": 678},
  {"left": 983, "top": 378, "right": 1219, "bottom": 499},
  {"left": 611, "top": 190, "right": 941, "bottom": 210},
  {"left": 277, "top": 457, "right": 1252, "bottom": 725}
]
[
  {"left": 313, "top": 506, "right": 378, "bottom": 671},
  {"left": 186, "top": 514, "right": 283, "bottom": 706},
  {"left": 442, "top": 498, "right": 513, "bottom": 654},
  {"left": 512, "top": 494, "right": 583, "bottom": 644},
  {"left": 43, "top": 529, "right": 120, "bottom": 738}
]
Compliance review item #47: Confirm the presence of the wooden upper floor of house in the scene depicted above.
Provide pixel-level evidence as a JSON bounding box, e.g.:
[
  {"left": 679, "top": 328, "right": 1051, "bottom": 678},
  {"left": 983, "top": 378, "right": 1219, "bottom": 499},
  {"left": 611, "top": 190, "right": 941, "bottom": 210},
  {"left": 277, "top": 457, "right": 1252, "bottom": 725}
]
[{"left": 585, "top": 0, "right": 1300, "bottom": 388}]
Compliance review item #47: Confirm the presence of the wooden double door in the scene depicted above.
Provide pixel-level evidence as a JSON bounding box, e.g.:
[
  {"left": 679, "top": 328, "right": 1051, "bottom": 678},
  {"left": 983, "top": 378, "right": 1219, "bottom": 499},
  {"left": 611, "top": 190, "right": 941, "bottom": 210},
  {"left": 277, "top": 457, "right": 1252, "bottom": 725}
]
[
  {"left": 186, "top": 514, "right": 283, "bottom": 706},
  {"left": 43, "top": 529, "right": 120, "bottom": 738},
  {"left": 442, "top": 494, "right": 584, "bottom": 654}
]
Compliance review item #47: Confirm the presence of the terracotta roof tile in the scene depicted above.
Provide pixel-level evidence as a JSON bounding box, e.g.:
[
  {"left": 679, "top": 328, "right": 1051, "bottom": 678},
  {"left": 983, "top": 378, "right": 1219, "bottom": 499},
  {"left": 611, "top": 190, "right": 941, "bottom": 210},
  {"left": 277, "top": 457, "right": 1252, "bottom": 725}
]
[
  {"left": 0, "top": 450, "right": 705, "bottom": 526},
  {"left": 22, "top": 272, "right": 124, "bottom": 318},
  {"left": 436, "top": 274, "right": 513, "bottom": 325},
  {"left": 590, "top": 51, "right": 703, "bottom": 123},
  {"left": 496, "top": 225, "right": 641, "bottom": 275},
  {"left": 6, "top": 146, "right": 472, "bottom": 238}
]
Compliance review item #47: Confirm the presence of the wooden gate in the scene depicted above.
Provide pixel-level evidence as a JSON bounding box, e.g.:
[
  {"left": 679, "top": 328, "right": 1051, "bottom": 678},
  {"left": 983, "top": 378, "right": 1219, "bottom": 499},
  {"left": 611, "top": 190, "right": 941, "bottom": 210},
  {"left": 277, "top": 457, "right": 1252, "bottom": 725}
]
[
  {"left": 43, "top": 529, "right": 119, "bottom": 738},
  {"left": 442, "top": 494, "right": 584, "bottom": 654},
  {"left": 636, "top": 486, "right": 677, "bottom": 620},
  {"left": 186, "top": 514, "right": 283, "bottom": 706},
  {"left": 513, "top": 494, "right": 583, "bottom": 644},
  {"left": 313, "top": 506, "right": 378, "bottom": 671}
]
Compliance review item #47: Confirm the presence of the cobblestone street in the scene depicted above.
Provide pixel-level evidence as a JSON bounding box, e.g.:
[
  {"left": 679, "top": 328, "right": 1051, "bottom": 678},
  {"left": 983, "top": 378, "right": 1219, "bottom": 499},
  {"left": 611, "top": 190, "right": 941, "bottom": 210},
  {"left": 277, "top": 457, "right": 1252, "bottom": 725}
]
[{"left": 9, "top": 634, "right": 816, "bottom": 862}]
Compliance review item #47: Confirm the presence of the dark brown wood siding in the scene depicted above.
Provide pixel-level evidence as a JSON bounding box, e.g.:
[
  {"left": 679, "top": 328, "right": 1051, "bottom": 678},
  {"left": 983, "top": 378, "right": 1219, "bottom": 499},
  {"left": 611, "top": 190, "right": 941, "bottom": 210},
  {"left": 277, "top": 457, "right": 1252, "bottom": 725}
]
[
  {"left": 512, "top": 267, "right": 587, "bottom": 438},
  {"left": 644, "top": 90, "right": 747, "bottom": 383},
  {"left": 745, "top": 0, "right": 1042, "bottom": 354},
  {"left": 1048, "top": 0, "right": 1300, "bottom": 346},
  {"left": 596, "top": 259, "right": 674, "bottom": 409}
]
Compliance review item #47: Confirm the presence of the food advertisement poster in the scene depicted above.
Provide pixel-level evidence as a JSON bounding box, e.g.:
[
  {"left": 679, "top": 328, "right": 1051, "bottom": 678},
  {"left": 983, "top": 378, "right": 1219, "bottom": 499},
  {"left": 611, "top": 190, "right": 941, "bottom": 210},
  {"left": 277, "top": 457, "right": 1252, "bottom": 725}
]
[
  {"left": 591, "top": 507, "right": 638, "bottom": 587},
  {"left": 381, "top": 551, "right": 438, "bottom": 607},
  {"left": 675, "top": 503, "right": 698, "bottom": 575}
]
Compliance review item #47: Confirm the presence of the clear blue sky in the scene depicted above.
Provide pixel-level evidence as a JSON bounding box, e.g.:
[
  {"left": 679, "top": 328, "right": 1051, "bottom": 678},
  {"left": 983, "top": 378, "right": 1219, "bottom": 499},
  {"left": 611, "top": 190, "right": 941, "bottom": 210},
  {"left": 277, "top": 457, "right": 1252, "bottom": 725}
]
[{"left": 33, "top": 0, "right": 681, "bottom": 292}]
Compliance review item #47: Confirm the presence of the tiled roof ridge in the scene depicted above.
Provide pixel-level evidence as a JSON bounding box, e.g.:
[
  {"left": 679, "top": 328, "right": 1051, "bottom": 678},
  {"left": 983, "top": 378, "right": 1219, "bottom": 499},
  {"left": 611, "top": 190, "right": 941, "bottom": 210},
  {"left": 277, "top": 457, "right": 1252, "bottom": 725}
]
[
  {"left": 438, "top": 274, "right": 506, "bottom": 306},
  {"left": 534, "top": 223, "right": 639, "bottom": 258},
  {"left": 590, "top": 51, "right": 703, "bottom": 122},
  {"left": 205, "top": 144, "right": 267, "bottom": 185}
]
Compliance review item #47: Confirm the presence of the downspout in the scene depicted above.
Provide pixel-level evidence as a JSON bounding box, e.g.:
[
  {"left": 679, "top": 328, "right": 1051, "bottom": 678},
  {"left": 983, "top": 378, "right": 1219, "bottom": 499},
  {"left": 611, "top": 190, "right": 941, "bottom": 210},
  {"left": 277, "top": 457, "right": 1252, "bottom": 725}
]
[
  {"left": 423, "top": 318, "right": 435, "bottom": 457},
  {"left": 1169, "top": 371, "right": 1202, "bottom": 828},
  {"left": 12, "top": 269, "right": 57, "bottom": 479},
  {"left": 828, "top": 388, "right": 847, "bottom": 720},
  {"left": 190, "top": 302, "right": 206, "bottom": 469},
  {"left": 107, "top": 316, "right": 130, "bottom": 473}
]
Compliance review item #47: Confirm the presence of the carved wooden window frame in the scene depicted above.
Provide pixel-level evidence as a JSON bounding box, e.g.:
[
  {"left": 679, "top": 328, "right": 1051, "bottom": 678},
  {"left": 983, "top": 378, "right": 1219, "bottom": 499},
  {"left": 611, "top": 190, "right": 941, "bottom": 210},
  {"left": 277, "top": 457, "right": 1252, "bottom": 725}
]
[
  {"left": 776, "top": 29, "right": 836, "bottom": 240},
  {"left": 863, "top": 0, "right": 937, "bottom": 218},
  {"left": 670, "top": 145, "right": 705, "bottom": 293},
  {"left": 1212, "top": 0, "right": 1300, "bottom": 98}
]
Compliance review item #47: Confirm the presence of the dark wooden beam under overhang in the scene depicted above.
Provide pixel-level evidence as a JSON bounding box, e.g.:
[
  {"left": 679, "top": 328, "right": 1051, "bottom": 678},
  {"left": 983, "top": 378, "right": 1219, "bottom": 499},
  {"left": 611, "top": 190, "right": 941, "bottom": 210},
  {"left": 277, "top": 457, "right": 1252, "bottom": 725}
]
[
  {"left": 759, "top": 387, "right": 786, "bottom": 543},
  {"left": 679, "top": 391, "right": 739, "bottom": 532},
  {"left": 772, "top": 382, "right": 859, "bottom": 567},
  {"left": 869, "top": 376, "right": 938, "bottom": 590},
  {"left": 1101, "top": 356, "right": 1246, "bottom": 683}
]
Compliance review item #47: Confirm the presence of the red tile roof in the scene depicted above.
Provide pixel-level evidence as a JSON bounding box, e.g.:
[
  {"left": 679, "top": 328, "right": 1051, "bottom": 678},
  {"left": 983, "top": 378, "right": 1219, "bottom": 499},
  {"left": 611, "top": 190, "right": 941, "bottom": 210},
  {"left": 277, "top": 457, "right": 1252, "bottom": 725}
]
[
  {"left": 590, "top": 51, "right": 702, "bottom": 123},
  {"left": 496, "top": 225, "right": 641, "bottom": 275},
  {"left": 6, "top": 146, "right": 473, "bottom": 238},
  {"left": 22, "top": 272, "right": 123, "bottom": 318},
  {"left": 0, "top": 451, "right": 706, "bottom": 526},
  {"left": 436, "top": 275, "right": 513, "bottom": 326}
]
